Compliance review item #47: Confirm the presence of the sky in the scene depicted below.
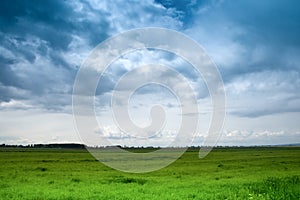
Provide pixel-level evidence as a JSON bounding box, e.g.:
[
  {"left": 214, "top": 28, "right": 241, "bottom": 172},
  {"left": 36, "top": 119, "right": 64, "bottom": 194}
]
[{"left": 0, "top": 0, "right": 299, "bottom": 146}]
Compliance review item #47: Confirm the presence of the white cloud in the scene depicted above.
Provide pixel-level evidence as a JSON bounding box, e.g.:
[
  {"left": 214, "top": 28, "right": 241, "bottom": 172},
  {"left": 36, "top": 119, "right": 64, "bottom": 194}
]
[
  {"left": 0, "top": 99, "right": 33, "bottom": 109},
  {"left": 93, "top": 124, "right": 181, "bottom": 147},
  {"left": 0, "top": 109, "right": 80, "bottom": 145},
  {"left": 219, "top": 129, "right": 300, "bottom": 146}
]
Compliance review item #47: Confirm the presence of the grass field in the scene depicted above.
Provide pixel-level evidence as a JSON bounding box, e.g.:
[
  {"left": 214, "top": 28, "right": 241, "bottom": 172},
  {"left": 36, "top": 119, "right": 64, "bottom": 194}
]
[{"left": 0, "top": 147, "right": 299, "bottom": 199}]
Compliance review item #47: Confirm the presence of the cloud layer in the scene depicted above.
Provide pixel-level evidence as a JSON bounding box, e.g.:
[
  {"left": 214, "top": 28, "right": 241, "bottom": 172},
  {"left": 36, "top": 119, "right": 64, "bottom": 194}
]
[{"left": 0, "top": 0, "right": 299, "bottom": 145}]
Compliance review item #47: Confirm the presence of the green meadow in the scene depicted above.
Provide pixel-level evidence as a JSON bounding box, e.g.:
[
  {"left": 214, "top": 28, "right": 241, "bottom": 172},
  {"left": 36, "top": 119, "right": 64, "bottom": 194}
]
[{"left": 0, "top": 147, "right": 299, "bottom": 200}]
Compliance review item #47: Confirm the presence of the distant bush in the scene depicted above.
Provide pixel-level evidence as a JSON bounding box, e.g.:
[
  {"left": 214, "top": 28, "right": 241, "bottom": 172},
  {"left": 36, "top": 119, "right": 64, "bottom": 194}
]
[{"left": 35, "top": 167, "right": 47, "bottom": 172}]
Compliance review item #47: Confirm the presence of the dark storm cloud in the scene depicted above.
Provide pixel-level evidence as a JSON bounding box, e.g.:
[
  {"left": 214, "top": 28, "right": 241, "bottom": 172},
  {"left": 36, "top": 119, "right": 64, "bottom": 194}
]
[
  {"left": 154, "top": 0, "right": 300, "bottom": 77},
  {"left": 215, "top": 0, "right": 300, "bottom": 81},
  {"left": 153, "top": 0, "right": 300, "bottom": 94},
  {"left": 0, "top": 0, "right": 111, "bottom": 109},
  {"left": 0, "top": 0, "right": 73, "bottom": 50},
  {"left": 0, "top": 0, "right": 111, "bottom": 55},
  {"left": 223, "top": 1, "right": 300, "bottom": 46},
  {"left": 0, "top": 0, "right": 111, "bottom": 46}
]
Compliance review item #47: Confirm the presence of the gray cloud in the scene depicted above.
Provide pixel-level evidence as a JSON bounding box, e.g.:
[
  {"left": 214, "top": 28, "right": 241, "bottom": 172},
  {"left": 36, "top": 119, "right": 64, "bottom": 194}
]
[
  {"left": 173, "top": 0, "right": 300, "bottom": 117},
  {"left": 175, "top": 0, "right": 300, "bottom": 77},
  {"left": 0, "top": 0, "right": 113, "bottom": 111},
  {"left": 226, "top": 70, "right": 300, "bottom": 118}
]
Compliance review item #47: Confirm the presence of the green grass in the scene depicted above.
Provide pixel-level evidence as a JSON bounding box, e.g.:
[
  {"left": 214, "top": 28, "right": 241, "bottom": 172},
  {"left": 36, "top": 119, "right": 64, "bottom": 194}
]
[{"left": 0, "top": 147, "right": 299, "bottom": 199}]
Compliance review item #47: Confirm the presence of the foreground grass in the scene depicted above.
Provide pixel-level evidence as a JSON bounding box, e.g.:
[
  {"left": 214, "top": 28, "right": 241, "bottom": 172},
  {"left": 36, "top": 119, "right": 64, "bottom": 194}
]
[{"left": 0, "top": 147, "right": 299, "bottom": 199}]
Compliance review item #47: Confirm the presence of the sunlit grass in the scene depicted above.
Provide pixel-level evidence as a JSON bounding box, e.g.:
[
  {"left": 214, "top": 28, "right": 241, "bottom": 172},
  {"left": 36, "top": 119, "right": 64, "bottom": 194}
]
[{"left": 0, "top": 147, "right": 299, "bottom": 199}]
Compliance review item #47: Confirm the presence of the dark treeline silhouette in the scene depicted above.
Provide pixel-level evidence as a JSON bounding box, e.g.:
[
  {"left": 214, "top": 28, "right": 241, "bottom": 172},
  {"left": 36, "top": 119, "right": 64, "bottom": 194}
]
[
  {"left": 0, "top": 143, "right": 86, "bottom": 149},
  {"left": 0, "top": 143, "right": 299, "bottom": 149}
]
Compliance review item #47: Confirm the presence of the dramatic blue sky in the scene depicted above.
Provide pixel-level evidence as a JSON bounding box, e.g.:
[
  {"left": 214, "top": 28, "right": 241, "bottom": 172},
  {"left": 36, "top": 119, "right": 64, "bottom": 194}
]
[{"left": 0, "top": 0, "right": 299, "bottom": 146}]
